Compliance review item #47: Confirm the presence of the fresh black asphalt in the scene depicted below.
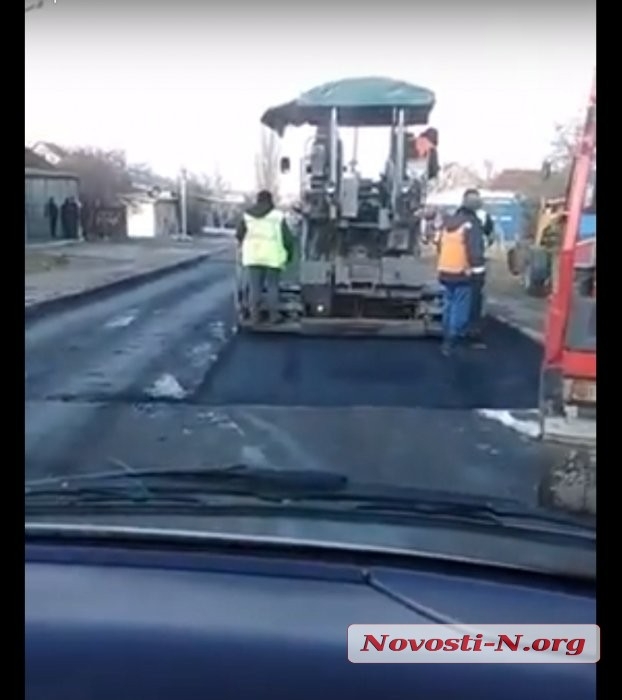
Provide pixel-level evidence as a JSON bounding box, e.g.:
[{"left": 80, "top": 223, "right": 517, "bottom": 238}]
[{"left": 26, "top": 251, "right": 563, "bottom": 507}]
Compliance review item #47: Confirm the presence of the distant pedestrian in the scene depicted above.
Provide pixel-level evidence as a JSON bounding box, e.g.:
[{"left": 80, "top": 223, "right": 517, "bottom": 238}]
[
  {"left": 45, "top": 197, "right": 58, "bottom": 239},
  {"left": 60, "top": 197, "right": 79, "bottom": 240},
  {"left": 435, "top": 212, "right": 480, "bottom": 356},
  {"left": 80, "top": 200, "right": 91, "bottom": 240}
]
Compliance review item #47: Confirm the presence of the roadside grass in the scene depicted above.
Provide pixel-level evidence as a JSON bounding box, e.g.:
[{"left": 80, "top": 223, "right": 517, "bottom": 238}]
[{"left": 25, "top": 251, "right": 70, "bottom": 275}]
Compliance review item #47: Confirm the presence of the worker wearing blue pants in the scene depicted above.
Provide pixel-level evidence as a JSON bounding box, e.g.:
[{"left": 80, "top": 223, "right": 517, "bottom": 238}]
[
  {"left": 454, "top": 189, "right": 495, "bottom": 346},
  {"left": 468, "top": 272, "right": 486, "bottom": 339},
  {"left": 435, "top": 213, "right": 481, "bottom": 356},
  {"left": 441, "top": 282, "right": 472, "bottom": 353}
]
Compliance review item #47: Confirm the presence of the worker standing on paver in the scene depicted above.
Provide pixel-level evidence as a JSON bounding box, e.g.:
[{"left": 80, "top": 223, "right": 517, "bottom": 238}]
[
  {"left": 236, "top": 190, "right": 295, "bottom": 326},
  {"left": 435, "top": 212, "right": 480, "bottom": 356},
  {"left": 454, "top": 189, "right": 493, "bottom": 347}
]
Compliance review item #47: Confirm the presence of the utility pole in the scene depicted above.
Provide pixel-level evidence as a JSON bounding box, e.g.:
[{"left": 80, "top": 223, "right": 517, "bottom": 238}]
[
  {"left": 350, "top": 127, "right": 359, "bottom": 171},
  {"left": 180, "top": 167, "right": 188, "bottom": 237}
]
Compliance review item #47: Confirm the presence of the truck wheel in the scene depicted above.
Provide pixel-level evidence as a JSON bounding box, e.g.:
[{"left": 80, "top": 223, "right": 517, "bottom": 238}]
[
  {"left": 574, "top": 267, "right": 595, "bottom": 297},
  {"left": 507, "top": 247, "right": 519, "bottom": 275},
  {"left": 522, "top": 249, "right": 550, "bottom": 297}
]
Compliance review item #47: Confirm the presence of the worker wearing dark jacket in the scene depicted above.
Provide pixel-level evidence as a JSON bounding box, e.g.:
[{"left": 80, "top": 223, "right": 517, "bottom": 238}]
[
  {"left": 435, "top": 211, "right": 483, "bottom": 356},
  {"left": 455, "top": 189, "right": 493, "bottom": 346},
  {"left": 236, "top": 190, "right": 295, "bottom": 325}
]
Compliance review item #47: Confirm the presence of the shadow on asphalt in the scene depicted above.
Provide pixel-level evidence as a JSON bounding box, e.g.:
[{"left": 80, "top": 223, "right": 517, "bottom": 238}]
[{"left": 197, "top": 318, "right": 542, "bottom": 410}]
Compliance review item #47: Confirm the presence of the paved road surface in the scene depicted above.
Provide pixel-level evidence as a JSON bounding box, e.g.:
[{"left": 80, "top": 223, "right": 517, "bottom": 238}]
[{"left": 26, "top": 250, "right": 563, "bottom": 507}]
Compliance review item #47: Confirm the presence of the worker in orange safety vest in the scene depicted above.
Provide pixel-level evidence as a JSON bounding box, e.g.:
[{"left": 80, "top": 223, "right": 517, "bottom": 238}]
[{"left": 434, "top": 212, "right": 480, "bottom": 356}]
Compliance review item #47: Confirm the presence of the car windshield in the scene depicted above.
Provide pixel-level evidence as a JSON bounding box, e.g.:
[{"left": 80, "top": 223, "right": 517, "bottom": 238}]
[{"left": 25, "top": 2, "right": 596, "bottom": 580}]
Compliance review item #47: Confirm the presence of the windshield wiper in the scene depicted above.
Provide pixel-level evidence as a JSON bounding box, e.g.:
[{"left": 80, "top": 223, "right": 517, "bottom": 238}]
[
  {"left": 349, "top": 498, "right": 594, "bottom": 539},
  {"left": 25, "top": 464, "right": 594, "bottom": 539},
  {"left": 24, "top": 464, "right": 349, "bottom": 504}
]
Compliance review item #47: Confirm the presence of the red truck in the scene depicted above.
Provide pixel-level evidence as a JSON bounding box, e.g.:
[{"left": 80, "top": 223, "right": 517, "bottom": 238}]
[{"left": 540, "top": 73, "right": 596, "bottom": 445}]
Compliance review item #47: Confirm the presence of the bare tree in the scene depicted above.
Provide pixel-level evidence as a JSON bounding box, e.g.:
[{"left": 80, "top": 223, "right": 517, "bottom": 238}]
[
  {"left": 208, "top": 170, "right": 229, "bottom": 198},
  {"left": 60, "top": 147, "right": 133, "bottom": 207},
  {"left": 429, "top": 162, "right": 484, "bottom": 193},
  {"left": 182, "top": 170, "right": 236, "bottom": 232},
  {"left": 548, "top": 118, "right": 582, "bottom": 172},
  {"left": 254, "top": 127, "right": 281, "bottom": 198},
  {"left": 521, "top": 117, "right": 584, "bottom": 201},
  {"left": 183, "top": 172, "right": 210, "bottom": 235},
  {"left": 482, "top": 159, "right": 496, "bottom": 184},
  {"left": 25, "top": 0, "right": 46, "bottom": 13}
]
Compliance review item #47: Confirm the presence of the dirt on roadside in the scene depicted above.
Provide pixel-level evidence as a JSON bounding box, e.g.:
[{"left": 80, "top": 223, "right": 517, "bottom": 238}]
[
  {"left": 538, "top": 444, "right": 596, "bottom": 517},
  {"left": 486, "top": 253, "right": 547, "bottom": 315},
  {"left": 25, "top": 249, "right": 115, "bottom": 276},
  {"left": 25, "top": 239, "right": 233, "bottom": 309},
  {"left": 25, "top": 251, "right": 71, "bottom": 275}
]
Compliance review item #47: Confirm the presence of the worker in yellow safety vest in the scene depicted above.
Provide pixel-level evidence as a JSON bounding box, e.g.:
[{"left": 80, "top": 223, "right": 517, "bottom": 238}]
[
  {"left": 434, "top": 212, "right": 479, "bottom": 356},
  {"left": 236, "top": 190, "right": 295, "bottom": 325}
]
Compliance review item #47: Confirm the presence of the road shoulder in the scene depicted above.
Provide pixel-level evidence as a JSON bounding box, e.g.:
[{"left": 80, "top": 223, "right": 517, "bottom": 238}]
[
  {"left": 485, "top": 255, "right": 546, "bottom": 344},
  {"left": 25, "top": 237, "right": 234, "bottom": 318}
]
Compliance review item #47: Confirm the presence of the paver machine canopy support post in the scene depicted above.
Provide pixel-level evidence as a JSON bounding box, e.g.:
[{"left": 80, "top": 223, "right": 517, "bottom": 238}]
[
  {"left": 539, "top": 71, "right": 596, "bottom": 445},
  {"left": 236, "top": 76, "right": 444, "bottom": 337}
]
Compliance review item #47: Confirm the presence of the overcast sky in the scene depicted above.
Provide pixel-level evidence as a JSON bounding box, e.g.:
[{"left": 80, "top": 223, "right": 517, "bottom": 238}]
[{"left": 25, "top": 0, "right": 595, "bottom": 190}]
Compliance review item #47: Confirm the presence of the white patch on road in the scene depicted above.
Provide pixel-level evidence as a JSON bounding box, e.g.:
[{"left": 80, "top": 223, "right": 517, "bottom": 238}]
[
  {"left": 105, "top": 311, "right": 138, "bottom": 329},
  {"left": 147, "top": 374, "right": 187, "bottom": 400},
  {"left": 240, "top": 445, "right": 271, "bottom": 467},
  {"left": 478, "top": 409, "right": 541, "bottom": 439},
  {"left": 197, "top": 409, "right": 245, "bottom": 435},
  {"left": 209, "top": 320, "right": 227, "bottom": 342},
  {"left": 187, "top": 342, "right": 214, "bottom": 367}
]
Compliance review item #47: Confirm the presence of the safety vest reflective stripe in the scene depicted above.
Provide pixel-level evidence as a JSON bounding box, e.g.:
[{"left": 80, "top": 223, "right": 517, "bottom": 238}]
[
  {"left": 241, "top": 210, "right": 287, "bottom": 268},
  {"left": 437, "top": 227, "right": 469, "bottom": 274}
]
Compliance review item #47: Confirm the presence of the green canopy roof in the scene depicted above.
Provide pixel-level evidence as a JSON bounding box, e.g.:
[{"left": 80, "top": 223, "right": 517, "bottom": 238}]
[{"left": 261, "top": 77, "right": 436, "bottom": 135}]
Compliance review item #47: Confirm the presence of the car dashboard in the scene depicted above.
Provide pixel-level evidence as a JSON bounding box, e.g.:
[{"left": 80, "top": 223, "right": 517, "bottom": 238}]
[{"left": 25, "top": 533, "right": 596, "bottom": 700}]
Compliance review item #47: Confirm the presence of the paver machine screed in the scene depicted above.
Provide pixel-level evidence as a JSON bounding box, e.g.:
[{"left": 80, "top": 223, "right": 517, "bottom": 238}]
[{"left": 236, "top": 77, "right": 444, "bottom": 336}]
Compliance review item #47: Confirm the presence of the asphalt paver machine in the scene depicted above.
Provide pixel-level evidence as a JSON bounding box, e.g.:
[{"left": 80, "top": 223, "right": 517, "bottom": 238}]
[{"left": 237, "top": 76, "right": 444, "bottom": 336}]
